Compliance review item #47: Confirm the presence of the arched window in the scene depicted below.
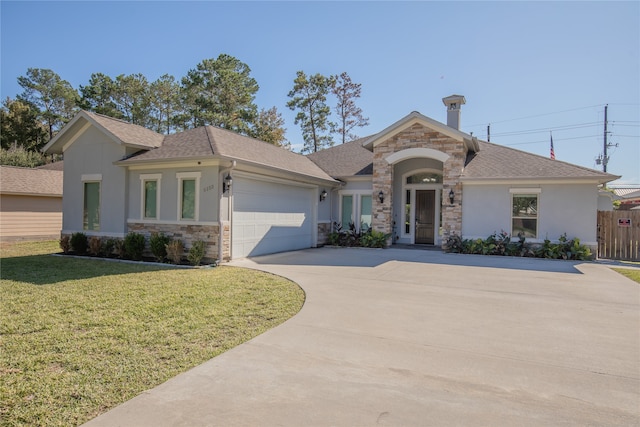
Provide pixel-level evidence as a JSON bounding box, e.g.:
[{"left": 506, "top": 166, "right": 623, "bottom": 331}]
[{"left": 406, "top": 172, "right": 442, "bottom": 184}]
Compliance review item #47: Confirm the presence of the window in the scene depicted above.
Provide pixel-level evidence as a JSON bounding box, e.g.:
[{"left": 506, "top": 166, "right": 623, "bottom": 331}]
[
  {"left": 83, "top": 181, "right": 100, "bottom": 231},
  {"left": 340, "top": 193, "right": 372, "bottom": 232},
  {"left": 406, "top": 172, "right": 442, "bottom": 184},
  {"left": 360, "top": 195, "right": 372, "bottom": 231},
  {"left": 512, "top": 194, "right": 538, "bottom": 238},
  {"left": 177, "top": 172, "right": 200, "bottom": 221},
  {"left": 405, "top": 189, "right": 411, "bottom": 234},
  {"left": 341, "top": 195, "right": 353, "bottom": 227},
  {"left": 140, "top": 174, "right": 161, "bottom": 220}
]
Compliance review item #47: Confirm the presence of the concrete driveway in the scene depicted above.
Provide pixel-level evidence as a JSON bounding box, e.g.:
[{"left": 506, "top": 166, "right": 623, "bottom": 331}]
[{"left": 84, "top": 248, "right": 639, "bottom": 426}]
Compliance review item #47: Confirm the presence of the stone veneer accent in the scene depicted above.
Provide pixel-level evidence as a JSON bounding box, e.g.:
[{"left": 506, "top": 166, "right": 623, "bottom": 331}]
[
  {"left": 128, "top": 222, "right": 220, "bottom": 261},
  {"left": 317, "top": 222, "right": 332, "bottom": 246},
  {"left": 372, "top": 123, "right": 466, "bottom": 248}
]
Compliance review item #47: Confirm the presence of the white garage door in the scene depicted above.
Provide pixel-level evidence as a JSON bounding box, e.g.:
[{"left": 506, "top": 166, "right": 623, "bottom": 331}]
[{"left": 232, "top": 176, "right": 314, "bottom": 258}]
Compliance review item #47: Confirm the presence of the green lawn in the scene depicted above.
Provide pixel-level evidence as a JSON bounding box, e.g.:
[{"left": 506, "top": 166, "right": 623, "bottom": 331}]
[
  {"left": 613, "top": 267, "right": 640, "bottom": 284},
  {"left": 0, "top": 241, "right": 305, "bottom": 427}
]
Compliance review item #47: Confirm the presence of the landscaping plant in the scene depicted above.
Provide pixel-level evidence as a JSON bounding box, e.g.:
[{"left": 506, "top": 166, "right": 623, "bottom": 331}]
[
  {"left": 88, "top": 236, "right": 102, "bottom": 256},
  {"left": 124, "top": 232, "right": 146, "bottom": 261},
  {"left": 70, "top": 232, "right": 88, "bottom": 255},
  {"left": 149, "top": 232, "right": 171, "bottom": 262},
  {"left": 59, "top": 235, "right": 71, "bottom": 254},
  {"left": 166, "top": 239, "right": 184, "bottom": 264},
  {"left": 187, "top": 240, "right": 207, "bottom": 266}
]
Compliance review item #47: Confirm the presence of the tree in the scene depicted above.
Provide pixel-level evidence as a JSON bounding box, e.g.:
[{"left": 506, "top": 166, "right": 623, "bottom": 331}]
[
  {"left": 251, "top": 107, "right": 289, "bottom": 148},
  {"left": 287, "top": 71, "right": 335, "bottom": 153},
  {"left": 112, "top": 74, "right": 152, "bottom": 126},
  {"left": 17, "top": 68, "right": 78, "bottom": 140},
  {"left": 0, "top": 98, "right": 48, "bottom": 150},
  {"left": 79, "top": 73, "right": 121, "bottom": 118},
  {"left": 149, "top": 74, "right": 179, "bottom": 134},
  {"left": 181, "top": 54, "right": 259, "bottom": 134},
  {"left": 332, "top": 72, "right": 369, "bottom": 144}
]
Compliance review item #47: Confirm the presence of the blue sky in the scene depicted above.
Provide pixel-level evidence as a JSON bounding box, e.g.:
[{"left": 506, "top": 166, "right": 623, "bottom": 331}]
[{"left": 2, "top": 1, "right": 638, "bottom": 184}]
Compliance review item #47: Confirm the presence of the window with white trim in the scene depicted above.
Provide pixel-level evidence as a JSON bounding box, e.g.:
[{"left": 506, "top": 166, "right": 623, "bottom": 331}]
[
  {"left": 512, "top": 193, "right": 538, "bottom": 238},
  {"left": 339, "top": 192, "right": 372, "bottom": 232},
  {"left": 81, "top": 174, "right": 102, "bottom": 231},
  {"left": 140, "top": 174, "right": 161, "bottom": 220},
  {"left": 177, "top": 172, "right": 201, "bottom": 221}
]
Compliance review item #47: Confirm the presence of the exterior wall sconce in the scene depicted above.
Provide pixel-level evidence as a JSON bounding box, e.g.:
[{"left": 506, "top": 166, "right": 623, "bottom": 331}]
[
  {"left": 448, "top": 188, "right": 455, "bottom": 204},
  {"left": 378, "top": 190, "right": 384, "bottom": 203},
  {"left": 320, "top": 190, "right": 327, "bottom": 202},
  {"left": 223, "top": 174, "right": 232, "bottom": 193}
]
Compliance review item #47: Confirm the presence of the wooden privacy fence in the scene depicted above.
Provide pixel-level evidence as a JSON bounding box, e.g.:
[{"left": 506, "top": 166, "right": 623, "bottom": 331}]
[{"left": 597, "top": 211, "right": 640, "bottom": 261}]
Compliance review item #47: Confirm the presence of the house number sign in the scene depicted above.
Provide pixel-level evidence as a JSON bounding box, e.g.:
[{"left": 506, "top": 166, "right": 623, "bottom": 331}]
[
  {"left": 618, "top": 218, "right": 631, "bottom": 227},
  {"left": 203, "top": 184, "right": 215, "bottom": 193}
]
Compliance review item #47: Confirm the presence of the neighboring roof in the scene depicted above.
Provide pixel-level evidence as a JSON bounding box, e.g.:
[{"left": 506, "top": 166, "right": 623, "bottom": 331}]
[
  {"left": 362, "top": 111, "right": 479, "bottom": 153},
  {"left": 611, "top": 187, "right": 640, "bottom": 198},
  {"left": 620, "top": 189, "right": 640, "bottom": 200},
  {"left": 307, "top": 137, "right": 374, "bottom": 178},
  {"left": 37, "top": 161, "right": 64, "bottom": 171},
  {"left": 0, "top": 166, "right": 63, "bottom": 197},
  {"left": 42, "top": 110, "right": 163, "bottom": 154},
  {"left": 462, "top": 141, "right": 619, "bottom": 183},
  {"left": 121, "top": 126, "right": 336, "bottom": 184}
]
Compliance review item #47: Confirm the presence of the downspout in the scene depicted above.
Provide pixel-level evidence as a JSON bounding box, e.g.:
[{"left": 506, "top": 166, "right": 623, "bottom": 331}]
[{"left": 218, "top": 160, "right": 236, "bottom": 264}]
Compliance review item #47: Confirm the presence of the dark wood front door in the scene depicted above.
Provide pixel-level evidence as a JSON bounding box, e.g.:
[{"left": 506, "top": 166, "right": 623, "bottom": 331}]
[{"left": 415, "top": 190, "right": 435, "bottom": 244}]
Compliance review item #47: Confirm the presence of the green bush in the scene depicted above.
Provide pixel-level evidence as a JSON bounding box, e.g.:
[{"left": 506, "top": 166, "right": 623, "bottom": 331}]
[
  {"left": 187, "top": 240, "right": 206, "bottom": 266},
  {"left": 0, "top": 146, "right": 47, "bottom": 167},
  {"left": 360, "top": 229, "right": 389, "bottom": 248},
  {"left": 101, "top": 238, "right": 117, "bottom": 257},
  {"left": 166, "top": 240, "right": 184, "bottom": 265},
  {"left": 124, "top": 232, "right": 146, "bottom": 260},
  {"left": 149, "top": 232, "right": 171, "bottom": 262},
  {"left": 70, "top": 232, "right": 88, "bottom": 255}
]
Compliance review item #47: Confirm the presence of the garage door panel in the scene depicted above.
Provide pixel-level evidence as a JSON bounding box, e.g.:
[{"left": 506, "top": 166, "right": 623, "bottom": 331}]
[{"left": 232, "top": 177, "right": 314, "bottom": 258}]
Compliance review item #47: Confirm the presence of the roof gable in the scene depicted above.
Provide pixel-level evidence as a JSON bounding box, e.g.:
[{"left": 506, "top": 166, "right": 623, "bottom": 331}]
[
  {"left": 362, "top": 111, "right": 479, "bottom": 152},
  {"left": 42, "top": 111, "right": 163, "bottom": 154}
]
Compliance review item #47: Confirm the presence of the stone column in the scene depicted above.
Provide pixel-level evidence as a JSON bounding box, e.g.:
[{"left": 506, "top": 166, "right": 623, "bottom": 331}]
[{"left": 372, "top": 144, "right": 393, "bottom": 246}]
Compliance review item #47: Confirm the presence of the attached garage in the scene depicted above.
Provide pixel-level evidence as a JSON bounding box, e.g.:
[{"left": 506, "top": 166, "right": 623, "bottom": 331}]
[{"left": 232, "top": 176, "right": 315, "bottom": 258}]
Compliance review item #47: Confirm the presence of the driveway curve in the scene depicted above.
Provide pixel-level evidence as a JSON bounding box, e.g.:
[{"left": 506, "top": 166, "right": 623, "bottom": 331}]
[{"left": 84, "top": 248, "right": 639, "bottom": 426}]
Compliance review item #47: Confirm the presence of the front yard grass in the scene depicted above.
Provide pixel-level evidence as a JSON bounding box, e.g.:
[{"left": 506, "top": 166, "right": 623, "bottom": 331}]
[
  {"left": 613, "top": 267, "right": 640, "bottom": 284},
  {"left": 0, "top": 241, "right": 305, "bottom": 427}
]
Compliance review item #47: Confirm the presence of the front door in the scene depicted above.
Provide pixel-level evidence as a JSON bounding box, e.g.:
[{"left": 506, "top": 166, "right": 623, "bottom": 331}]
[{"left": 415, "top": 190, "right": 435, "bottom": 244}]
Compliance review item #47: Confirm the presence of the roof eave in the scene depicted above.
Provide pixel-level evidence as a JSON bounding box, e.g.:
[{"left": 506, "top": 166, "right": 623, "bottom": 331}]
[{"left": 461, "top": 175, "right": 621, "bottom": 185}]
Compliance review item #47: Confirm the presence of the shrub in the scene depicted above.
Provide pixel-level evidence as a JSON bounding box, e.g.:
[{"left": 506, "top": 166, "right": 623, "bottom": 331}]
[
  {"left": 113, "top": 239, "right": 126, "bottom": 259},
  {"left": 88, "top": 236, "right": 102, "bottom": 256},
  {"left": 59, "top": 235, "right": 71, "bottom": 254},
  {"left": 187, "top": 240, "right": 206, "bottom": 266},
  {"left": 124, "top": 232, "right": 146, "bottom": 260},
  {"left": 70, "top": 232, "right": 88, "bottom": 255},
  {"left": 360, "top": 229, "right": 389, "bottom": 248},
  {"left": 149, "top": 232, "right": 171, "bottom": 262},
  {"left": 166, "top": 240, "right": 184, "bottom": 265},
  {"left": 100, "top": 238, "right": 116, "bottom": 257}
]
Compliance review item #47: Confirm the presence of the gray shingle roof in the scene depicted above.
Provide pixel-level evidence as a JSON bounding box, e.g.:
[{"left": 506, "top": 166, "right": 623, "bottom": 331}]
[
  {"left": 85, "top": 111, "right": 164, "bottom": 149},
  {"left": 0, "top": 166, "right": 63, "bottom": 196},
  {"left": 462, "top": 141, "right": 618, "bottom": 182},
  {"left": 123, "top": 127, "right": 214, "bottom": 161},
  {"left": 307, "top": 137, "right": 374, "bottom": 178},
  {"left": 122, "top": 126, "right": 335, "bottom": 183}
]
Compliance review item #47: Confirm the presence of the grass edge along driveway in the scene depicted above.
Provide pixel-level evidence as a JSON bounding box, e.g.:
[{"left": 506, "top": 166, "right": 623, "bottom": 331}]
[{"left": 0, "top": 241, "right": 305, "bottom": 427}]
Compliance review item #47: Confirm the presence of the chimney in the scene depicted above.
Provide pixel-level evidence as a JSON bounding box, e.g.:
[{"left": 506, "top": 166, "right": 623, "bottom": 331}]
[{"left": 442, "top": 95, "right": 466, "bottom": 130}]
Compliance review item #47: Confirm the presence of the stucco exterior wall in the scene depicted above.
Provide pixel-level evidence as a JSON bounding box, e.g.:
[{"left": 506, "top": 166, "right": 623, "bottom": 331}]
[
  {"left": 62, "top": 126, "right": 129, "bottom": 236},
  {"left": 127, "top": 166, "right": 220, "bottom": 223},
  {"left": 462, "top": 183, "right": 599, "bottom": 245}
]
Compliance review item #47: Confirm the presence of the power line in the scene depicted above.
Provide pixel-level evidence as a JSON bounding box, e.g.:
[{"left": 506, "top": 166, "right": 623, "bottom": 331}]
[
  {"left": 466, "top": 104, "right": 605, "bottom": 128},
  {"left": 490, "top": 122, "right": 601, "bottom": 137},
  {"left": 503, "top": 134, "right": 601, "bottom": 146}
]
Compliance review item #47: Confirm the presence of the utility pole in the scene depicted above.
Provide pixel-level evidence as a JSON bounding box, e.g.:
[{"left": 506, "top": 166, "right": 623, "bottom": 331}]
[
  {"left": 603, "top": 104, "right": 608, "bottom": 173},
  {"left": 487, "top": 124, "right": 490, "bottom": 142}
]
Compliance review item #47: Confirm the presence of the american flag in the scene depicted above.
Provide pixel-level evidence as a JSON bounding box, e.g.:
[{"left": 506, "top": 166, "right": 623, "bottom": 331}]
[{"left": 550, "top": 132, "right": 555, "bottom": 160}]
